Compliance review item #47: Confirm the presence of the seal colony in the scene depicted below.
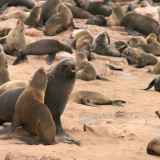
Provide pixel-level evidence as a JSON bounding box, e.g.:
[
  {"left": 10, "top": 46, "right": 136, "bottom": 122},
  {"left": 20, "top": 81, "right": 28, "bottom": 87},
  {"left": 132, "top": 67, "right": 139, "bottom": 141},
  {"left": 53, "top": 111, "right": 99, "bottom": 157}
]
[{"left": 0, "top": 0, "right": 160, "bottom": 158}]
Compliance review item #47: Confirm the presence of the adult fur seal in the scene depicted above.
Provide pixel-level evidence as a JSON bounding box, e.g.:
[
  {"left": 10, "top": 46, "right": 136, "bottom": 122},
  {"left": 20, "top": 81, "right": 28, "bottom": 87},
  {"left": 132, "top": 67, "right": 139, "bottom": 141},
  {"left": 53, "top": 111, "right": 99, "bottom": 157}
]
[
  {"left": 25, "top": 6, "right": 42, "bottom": 27},
  {"left": 13, "top": 39, "right": 73, "bottom": 65},
  {"left": 75, "top": 52, "right": 110, "bottom": 81},
  {"left": 0, "top": 59, "right": 79, "bottom": 145},
  {"left": 45, "top": 4, "right": 74, "bottom": 36},
  {"left": 143, "top": 75, "right": 160, "bottom": 92},
  {"left": 121, "top": 13, "right": 159, "bottom": 36},
  {"left": 0, "top": 0, "right": 35, "bottom": 14},
  {"left": 0, "top": 67, "right": 57, "bottom": 145},
  {"left": 70, "top": 90, "right": 126, "bottom": 107},
  {"left": 70, "top": 29, "right": 94, "bottom": 49}
]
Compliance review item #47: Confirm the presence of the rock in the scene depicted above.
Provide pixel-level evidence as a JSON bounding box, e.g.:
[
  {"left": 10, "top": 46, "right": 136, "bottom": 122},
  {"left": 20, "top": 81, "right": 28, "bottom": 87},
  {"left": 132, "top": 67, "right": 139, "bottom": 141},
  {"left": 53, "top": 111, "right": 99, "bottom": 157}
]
[
  {"left": 25, "top": 28, "right": 44, "bottom": 37},
  {"left": 55, "top": 51, "right": 73, "bottom": 61},
  {"left": 40, "top": 153, "right": 61, "bottom": 160},
  {"left": 4, "top": 151, "right": 39, "bottom": 160}
]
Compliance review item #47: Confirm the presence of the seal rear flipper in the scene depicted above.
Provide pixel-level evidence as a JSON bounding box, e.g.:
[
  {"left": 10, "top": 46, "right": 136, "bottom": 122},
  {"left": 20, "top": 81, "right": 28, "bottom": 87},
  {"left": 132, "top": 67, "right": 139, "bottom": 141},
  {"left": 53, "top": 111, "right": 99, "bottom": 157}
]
[
  {"left": 142, "top": 79, "right": 156, "bottom": 90},
  {"left": 147, "top": 148, "right": 160, "bottom": 157},
  {"left": 12, "top": 55, "right": 26, "bottom": 65},
  {"left": 46, "top": 53, "right": 56, "bottom": 65},
  {"left": 11, "top": 135, "right": 41, "bottom": 145},
  {"left": 108, "top": 65, "right": 123, "bottom": 71},
  {"left": 81, "top": 99, "right": 97, "bottom": 107},
  {"left": 0, "top": 3, "right": 9, "bottom": 14},
  {"left": 111, "top": 100, "right": 126, "bottom": 106},
  {"left": 96, "top": 75, "right": 111, "bottom": 82}
]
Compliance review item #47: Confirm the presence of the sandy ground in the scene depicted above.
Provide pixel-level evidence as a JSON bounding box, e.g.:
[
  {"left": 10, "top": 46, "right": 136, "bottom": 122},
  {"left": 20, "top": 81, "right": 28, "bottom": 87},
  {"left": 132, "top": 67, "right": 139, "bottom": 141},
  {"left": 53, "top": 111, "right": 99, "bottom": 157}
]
[{"left": 0, "top": 2, "right": 160, "bottom": 160}]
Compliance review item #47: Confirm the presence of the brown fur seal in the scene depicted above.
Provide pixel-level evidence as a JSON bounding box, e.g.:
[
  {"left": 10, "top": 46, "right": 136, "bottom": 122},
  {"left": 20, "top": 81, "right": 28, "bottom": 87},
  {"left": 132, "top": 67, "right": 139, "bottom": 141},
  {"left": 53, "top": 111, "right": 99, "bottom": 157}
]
[
  {"left": 147, "top": 135, "right": 160, "bottom": 157},
  {"left": 146, "top": 33, "right": 160, "bottom": 47},
  {"left": 75, "top": 52, "right": 110, "bottom": 81},
  {"left": 92, "top": 31, "right": 121, "bottom": 57},
  {"left": 0, "top": 59, "right": 79, "bottom": 145},
  {"left": 0, "top": 80, "right": 28, "bottom": 94},
  {"left": 1, "top": 11, "right": 30, "bottom": 23},
  {"left": 70, "top": 29, "right": 94, "bottom": 49},
  {"left": 13, "top": 39, "right": 73, "bottom": 65},
  {"left": 121, "top": 13, "right": 159, "bottom": 36},
  {"left": 39, "top": 0, "right": 61, "bottom": 25},
  {"left": 152, "top": 62, "right": 160, "bottom": 74},
  {"left": 0, "top": 67, "right": 57, "bottom": 145},
  {"left": 0, "top": 0, "right": 35, "bottom": 14},
  {"left": 128, "top": 37, "right": 160, "bottom": 56},
  {"left": 0, "top": 49, "right": 11, "bottom": 85},
  {"left": 136, "top": 36, "right": 147, "bottom": 45},
  {"left": 74, "top": 0, "right": 112, "bottom": 16},
  {"left": 86, "top": 15, "right": 107, "bottom": 26},
  {"left": 45, "top": 3, "right": 74, "bottom": 36},
  {"left": 122, "top": 47, "right": 158, "bottom": 68},
  {"left": 70, "top": 90, "right": 126, "bottom": 107},
  {"left": 107, "top": 3, "right": 125, "bottom": 27},
  {"left": 143, "top": 75, "right": 160, "bottom": 92},
  {"left": 25, "top": 6, "right": 42, "bottom": 27}
]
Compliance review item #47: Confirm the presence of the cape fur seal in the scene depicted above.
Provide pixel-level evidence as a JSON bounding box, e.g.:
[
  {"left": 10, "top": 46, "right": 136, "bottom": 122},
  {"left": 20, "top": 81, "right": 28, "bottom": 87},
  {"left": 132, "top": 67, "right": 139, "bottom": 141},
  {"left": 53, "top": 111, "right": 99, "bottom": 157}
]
[
  {"left": 70, "top": 29, "right": 94, "bottom": 49},
  {"left": 0, "top": 68, "right": 57, "bottom": 145},
  {"left": 0, "top": 0, "right": 35, "bottom": 14},
  {"left": 86, "top": 15, "right": 107, "bottom": 26},
  {"left": 70, "top": 90, "right": 126, "bottom": 107},
  {"left": 13, "top": 39, "right": 73, "bottom": 65},
  {"left": 45, "top": 4, "right": 74, "bottom": 36},
  {"left": 146, "top": 33, "right": 160, "bottom": 47},
  {"left": 25, "top": 6, "right": 42, "bottom": 27},
  {"left": 121, "top": 13, "right": 159, "bottom": 36},
  {"left": 0, "top": 59, "right": 79, "bottom": 145},
  {"left": 143, "top": 75, "right": 160, "bottom": 92}
]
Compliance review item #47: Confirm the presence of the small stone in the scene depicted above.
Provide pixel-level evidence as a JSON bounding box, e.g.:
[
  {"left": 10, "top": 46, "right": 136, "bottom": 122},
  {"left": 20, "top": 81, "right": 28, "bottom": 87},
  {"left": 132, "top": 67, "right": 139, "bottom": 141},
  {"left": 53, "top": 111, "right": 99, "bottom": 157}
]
[{"left": 40, "top": 153, "right": 61, "bottom": 160}]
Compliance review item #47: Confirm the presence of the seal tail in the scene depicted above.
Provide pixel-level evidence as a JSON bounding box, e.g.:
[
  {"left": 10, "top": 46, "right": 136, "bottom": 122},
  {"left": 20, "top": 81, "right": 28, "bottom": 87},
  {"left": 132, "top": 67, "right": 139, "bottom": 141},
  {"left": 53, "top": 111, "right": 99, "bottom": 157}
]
[
  {"left": 12, "top": 54, "right": 25, "bottom": 65},
  {"left": 108, "top": 65, "right": 123, "bottom": 71},
  {"left": 96, "top": 75, "right": 111, "bottom": 82},
  {"left": 142, "top": 79, "right": 155, "bottom": 91},
  {"left": 147, "top": 148, "right": 160, "bottom": 157},
  {"left": 111, "top": 100, "right": 126, "bottom": 106}
]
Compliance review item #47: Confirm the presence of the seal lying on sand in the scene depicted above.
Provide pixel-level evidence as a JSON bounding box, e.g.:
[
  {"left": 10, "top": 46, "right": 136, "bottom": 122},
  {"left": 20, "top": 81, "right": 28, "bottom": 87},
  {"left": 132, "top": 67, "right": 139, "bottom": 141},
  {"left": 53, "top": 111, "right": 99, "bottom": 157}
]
[
  {"left": 70, "top": 90, "right": 126, "bottom": 107},
  {"left": 0, "top": 59, "right": 79, "bottom": 145},
  {"left": 12, "top": 39, "right": 73, "bottom": 65}
]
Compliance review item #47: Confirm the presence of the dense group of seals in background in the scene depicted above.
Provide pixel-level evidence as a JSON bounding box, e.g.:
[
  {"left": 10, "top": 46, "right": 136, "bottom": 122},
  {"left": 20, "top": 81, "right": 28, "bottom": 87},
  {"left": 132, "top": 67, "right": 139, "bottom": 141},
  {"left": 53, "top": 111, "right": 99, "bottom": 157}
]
[{"left": 0, "top": 0, "right": 160, "bottom": 157}]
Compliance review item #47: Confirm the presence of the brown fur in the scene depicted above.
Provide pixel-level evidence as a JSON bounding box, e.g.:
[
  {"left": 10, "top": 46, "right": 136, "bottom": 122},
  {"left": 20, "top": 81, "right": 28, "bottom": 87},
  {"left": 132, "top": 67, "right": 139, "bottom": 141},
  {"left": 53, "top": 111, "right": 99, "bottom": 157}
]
[
  {"left": 146, "top": 33, "right": 160, "bottom": 47},
  {"left": 0, "top": 27, "right": 11, "bottom": 37},
  {"left": 153, "top": 62, "right": 160, "bottom": 74}
]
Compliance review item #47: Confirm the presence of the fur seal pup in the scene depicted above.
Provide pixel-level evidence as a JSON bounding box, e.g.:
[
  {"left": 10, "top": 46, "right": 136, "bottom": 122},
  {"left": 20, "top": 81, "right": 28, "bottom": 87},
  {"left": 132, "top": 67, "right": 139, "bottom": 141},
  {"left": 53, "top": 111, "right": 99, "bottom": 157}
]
[
  {"left": 39, "top": 0, "right": 61, "bottom": 25},
  {"left": 0, "top": 0, "right": 35, "bottom": 14},
  {"left": 146, "top": 33, "right": 160, "bottom": 47},
  {"left": 70, "top": 91, "right": 126, "bottom": 107},
  {"left": 122, "top": 47, "right": 158, "bottom": 68},
  {"left": 70, "top": 29, "right": 94, "bottom": 49},
  {"left": 75, "top": 52, "right": 110, "bottom": 81},
  {"left": 121, "top": 13, "right": 159, "bottom": 36},
  {"left": 92, "top": 31, "right": 121, "bottom": 57},
  {"left": 0, "top": 67, "right": 57, "bottom": 145},
  {"left": 74, "top": 0, "right": 112, "bottom": 16},
  {"left": 45, "top": 4, "right": 74, "bottom": 36},
  {"left": 86, "top": 15, "right": 107, "bottom": 26},
  {"left": 13, "top": 39, "right": 73, "bottom": 65},
  {"left": 147, "top": 135, "right": 160, "bottom": 157},
  {"left": 25, "top": 6, "right": 42, "bottom": 27},
  {"left": 107, "top": 3, "right": 125, "bottom": 27},
  {"left": 143, "top": 75, "right": 160, "bottom": 91}
]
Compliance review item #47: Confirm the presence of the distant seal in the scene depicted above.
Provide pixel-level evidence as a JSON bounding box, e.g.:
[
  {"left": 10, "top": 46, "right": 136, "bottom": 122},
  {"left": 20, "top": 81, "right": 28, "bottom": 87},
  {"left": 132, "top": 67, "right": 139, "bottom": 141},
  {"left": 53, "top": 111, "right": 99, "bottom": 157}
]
[
  {"left": 13, "top": 39, "right": 73, "bottom": 65},
  {"left": 0, "top": 0, "right": 35, "bottom": 14},
  {"left": 107, "top": 3, "right": 125, "bottom": 27},
  {"left": 75, "top": 52, "right": 110, "bottom": 81},
  {"left": 25, "top": 6, "right": 42, "bottom": 27},
  {"left": 70, "top": 29, "right": 94, "bottom": 49},
  {"left": 122, "top": 47, "right": 158, "bottom": 68},
  {"left": 0, "top": 59, "right": 79, "bottom": 145},
  {"left": 147, "top": 135, "right": 160, "bottom": 157},
  {"left": 39, "top": 0, "right": 61, "bottom": 25},
  {"left": 0, "top": 68, "right": 57, "bottom": 145},
  {"left": 92, "top": 31, "right": 121, "bottom": 57},
  {"left": 70, "top": 90, "right": 126, "bottom": 107},
  {"left": 86, "top": 15, "right": 107, "bottom": 26},
  {"left": 121, "top": 13, "right": 159, "bottom": 36},
  {"left": 143, "top": 75, "right": 160, "bottom": 92},
  {"left": 45, "top": 4, "right": 74, "bottom": 36}
]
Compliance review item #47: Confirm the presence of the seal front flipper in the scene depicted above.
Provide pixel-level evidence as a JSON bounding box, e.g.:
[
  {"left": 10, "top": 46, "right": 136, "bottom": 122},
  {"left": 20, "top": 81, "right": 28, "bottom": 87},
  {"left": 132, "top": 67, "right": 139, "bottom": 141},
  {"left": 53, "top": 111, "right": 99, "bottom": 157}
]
[
  {"left": 96, "top": 75, "right": 111, "bottom": 82},
  {"left": 142, "top": 79, "right": 155, "bottom": 90},
  {"left": 111, "top": 100, "right": 126, "bottom": 107},
  {"left": 126, "top": 26, "right": 137, "bottom": 36},
  {"left": 12, "top": 55, "right": 25, "bottom": 65},
  {"left": 0, "top": 3, "right": 9, "bottom": 14},
  {"left": 46, "top": 53, "right": 56, "bottom": 65},
  {"left": 108, "top": 65, "right": 123, "bottom": 71},
  {"left": 147, "top": 148, "right": 160, "bottom": 157}
]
